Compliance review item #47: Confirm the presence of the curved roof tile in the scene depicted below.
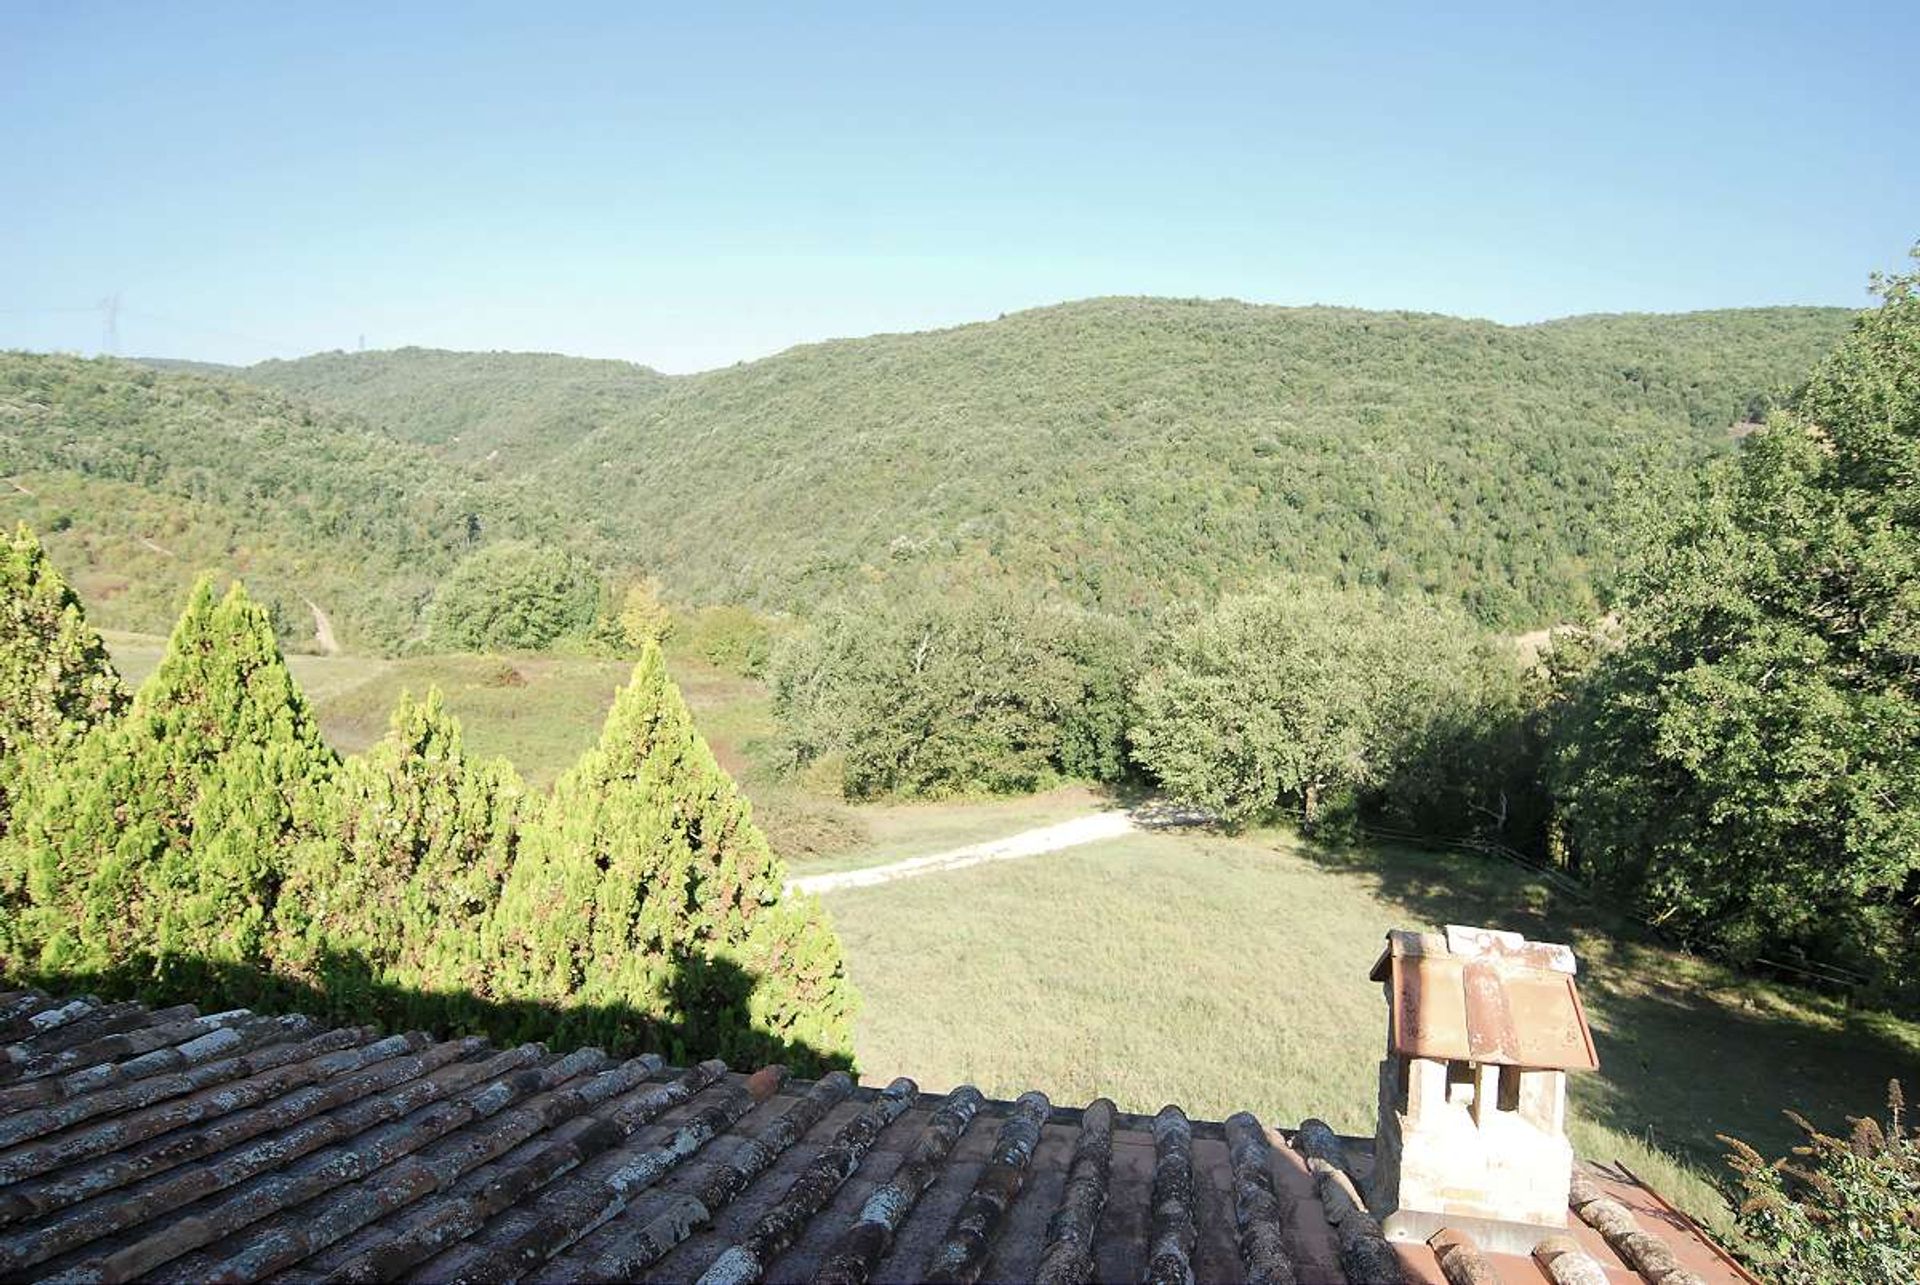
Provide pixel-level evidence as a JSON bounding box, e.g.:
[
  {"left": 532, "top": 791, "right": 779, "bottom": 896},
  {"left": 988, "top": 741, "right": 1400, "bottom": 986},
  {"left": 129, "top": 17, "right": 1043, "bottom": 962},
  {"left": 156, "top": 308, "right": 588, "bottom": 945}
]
[{"left": 0, "top": 991, "right": 1749, "bottom": 1284}]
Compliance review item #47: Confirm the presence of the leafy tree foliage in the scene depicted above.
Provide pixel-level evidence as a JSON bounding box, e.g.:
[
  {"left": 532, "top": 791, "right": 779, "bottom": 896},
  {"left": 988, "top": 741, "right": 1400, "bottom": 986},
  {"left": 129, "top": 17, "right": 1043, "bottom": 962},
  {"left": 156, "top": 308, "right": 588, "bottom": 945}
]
[
  {"left": 0, "top": 578, "right": 336, "bottom": 992},
  {"left": 1548, "top": 259, "right": 1920, "bottom": 992},
  {"left": 587, "top": 575, "right": 674, "bottom": 654},
  {"left": 1131, "top": 580, "right": 1489, "bottom": 827},
  {"left": 1374, "top": 640, "right": 1550, "bottom": 845},
  {"left": 673, "top": 603, "right": 786, "bottom": 676},
  {"left": 617, "top": 577, "right": 674, "bottom": 647},
  {"left": 771, "top": 584, "right": 1139, "bottom": 799},
  {"left": 493, "top": 644, "right": 855, "bottom": 1069},
  {"left": 273, "top": 690, "right": 523, "bottom": 1028},
  {"left": 428, "top": 540, "right": 604, "bottom": 652},
  {"left": 0, "top": 523, "right": 125, "bottom": 828},
  {"left": 1721, "top": 1082, "right": 1920, "bottom": 1285}
]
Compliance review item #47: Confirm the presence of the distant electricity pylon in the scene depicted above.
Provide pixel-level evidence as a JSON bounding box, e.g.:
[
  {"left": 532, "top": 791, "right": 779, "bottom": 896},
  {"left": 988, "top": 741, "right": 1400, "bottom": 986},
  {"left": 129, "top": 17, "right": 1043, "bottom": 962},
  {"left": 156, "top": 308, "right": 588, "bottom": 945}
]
[{"left": 96, "top": 292, "right": 122, "bottom": 354}]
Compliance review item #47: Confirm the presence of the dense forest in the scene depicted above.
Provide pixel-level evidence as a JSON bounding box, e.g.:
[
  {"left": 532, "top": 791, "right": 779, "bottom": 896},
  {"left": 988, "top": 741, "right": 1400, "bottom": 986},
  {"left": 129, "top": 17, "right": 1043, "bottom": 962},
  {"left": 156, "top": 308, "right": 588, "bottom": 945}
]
[
  {"left": 26, "top": 298, "right": 1839, "bottom": 642},
  {"left": 521, "top": 300, "right": 1847, "bottom": 628},
  {"left": 762, "top": 273, "right": 1920, "bottom": 1020},
  {"left": 0, "top": 354, "right": 499, "bottom": 648},
  {"left": 242, "top": 347, "right": 672, "bottom": 469}
]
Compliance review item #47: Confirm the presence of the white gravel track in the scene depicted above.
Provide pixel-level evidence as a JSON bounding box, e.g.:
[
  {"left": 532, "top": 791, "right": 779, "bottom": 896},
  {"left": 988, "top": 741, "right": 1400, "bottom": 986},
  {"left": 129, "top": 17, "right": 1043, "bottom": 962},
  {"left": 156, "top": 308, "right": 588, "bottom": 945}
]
[{"left": 786, "top": 810, "right": 1141, "bottom": 895}]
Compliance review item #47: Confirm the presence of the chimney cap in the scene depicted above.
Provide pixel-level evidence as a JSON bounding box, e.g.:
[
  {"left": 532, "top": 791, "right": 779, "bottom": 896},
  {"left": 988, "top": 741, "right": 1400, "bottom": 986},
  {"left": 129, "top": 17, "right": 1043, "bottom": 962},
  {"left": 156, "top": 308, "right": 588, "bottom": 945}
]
[{"left": 1371, "top": 925, "right": 1598, "bottom": 1071}]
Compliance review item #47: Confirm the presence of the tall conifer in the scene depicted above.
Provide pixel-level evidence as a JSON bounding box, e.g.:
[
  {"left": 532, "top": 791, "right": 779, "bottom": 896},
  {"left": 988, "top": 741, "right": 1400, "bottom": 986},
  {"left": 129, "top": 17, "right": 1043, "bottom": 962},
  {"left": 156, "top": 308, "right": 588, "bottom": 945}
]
[
  {"left": 0, "top": 524, "right": 125, "bottom": 827},
  {"left": 274, "top": 689, "right": 521, "bottom": 1026},
  {"left": 1, "top": 578, "right": 335, "bottom": 992},
  {"left": 493, "top": 643, "right": 855, "bottom": 1069}
]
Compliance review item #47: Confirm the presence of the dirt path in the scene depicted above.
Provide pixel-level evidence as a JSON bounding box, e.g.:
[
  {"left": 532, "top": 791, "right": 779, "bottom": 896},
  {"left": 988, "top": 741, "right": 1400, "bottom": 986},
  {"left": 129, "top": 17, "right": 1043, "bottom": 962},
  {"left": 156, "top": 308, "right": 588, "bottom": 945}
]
[
  {"left": 787, "top": 800, "right": 1207, "bottom": 895},
  {"left": 305, "top": 598, "right": 341, "bottom": 655}
]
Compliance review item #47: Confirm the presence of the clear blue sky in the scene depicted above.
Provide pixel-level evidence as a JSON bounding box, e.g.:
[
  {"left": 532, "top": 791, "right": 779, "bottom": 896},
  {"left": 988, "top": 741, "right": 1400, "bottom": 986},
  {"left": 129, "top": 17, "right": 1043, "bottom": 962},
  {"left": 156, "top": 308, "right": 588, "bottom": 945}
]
[{"left": 3, "top": 1, "right": 1914, "bottom": 372}]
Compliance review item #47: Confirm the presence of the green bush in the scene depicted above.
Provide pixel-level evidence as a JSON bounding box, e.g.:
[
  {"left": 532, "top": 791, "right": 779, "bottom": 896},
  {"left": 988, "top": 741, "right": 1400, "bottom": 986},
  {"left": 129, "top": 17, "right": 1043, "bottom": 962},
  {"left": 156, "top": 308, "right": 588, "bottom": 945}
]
[
  {"left": 1722, "top": 1082, "right": 1920, "bottom": 1284},
  {"left": 1131, "top": 578, "right": 1489, "bottom": 827},
  {"left": 771, "top": 584, "right": 1137, "bottom": 800},
  {"left": 1, "top": 543, "right": 857, "bottom": 1072},
  {"left": 673, "top": 603, "right": 786, "bottom": 676},
  {"left": 492, "top": 644, "right": 856, "bottom": 1069},
  {"left": 273, "top": 689, "right": 523, "bottom": 1031},
  {"left": 0, "top": 577, "right": 336, "bottom": 993},
  {"left": 428, "top": 540, "right": 604, "bottom": 652},
  {"left": 0, "top": 523, "right": 126, "bottom": 833}
]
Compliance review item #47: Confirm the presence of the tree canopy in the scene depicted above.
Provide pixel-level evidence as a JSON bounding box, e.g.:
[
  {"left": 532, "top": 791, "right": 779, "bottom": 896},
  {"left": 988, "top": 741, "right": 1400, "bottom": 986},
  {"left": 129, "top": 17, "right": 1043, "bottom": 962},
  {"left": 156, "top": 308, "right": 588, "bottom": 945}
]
[
  {"left": 771, "top": 583, "right": 1138, "bottom": 799},
  {"left": 0, "top": 523, "right": 125, "bottom": 825},
  {"left": 1130, "top": 580, "right": 1493, "bottom": 827},
  {"left": 1549, "top": 256, "right": 1920, "bottom": 994},
  {"left": 427, "top": 540, "right": 604, "bottom": 652}
]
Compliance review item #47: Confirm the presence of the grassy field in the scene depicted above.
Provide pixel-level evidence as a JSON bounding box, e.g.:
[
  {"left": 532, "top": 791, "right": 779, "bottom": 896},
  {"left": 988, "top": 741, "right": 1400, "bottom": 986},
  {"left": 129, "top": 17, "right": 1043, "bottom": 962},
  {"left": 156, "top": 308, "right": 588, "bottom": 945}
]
[
  {"left": 106, "top": 631, "right": 642, "bottom": 787},
  {"left": 97, "top": 630, "right": 1920, "bottom": 1234},
  {"left": 101, "top": 631, "right": 871, "bottom": 858},
  {"left": 820, "top": 823, "right": 1920, "bottom": 1237},
  {"left": 779, "top": 785, "right": 1117, "bottom": 874}
]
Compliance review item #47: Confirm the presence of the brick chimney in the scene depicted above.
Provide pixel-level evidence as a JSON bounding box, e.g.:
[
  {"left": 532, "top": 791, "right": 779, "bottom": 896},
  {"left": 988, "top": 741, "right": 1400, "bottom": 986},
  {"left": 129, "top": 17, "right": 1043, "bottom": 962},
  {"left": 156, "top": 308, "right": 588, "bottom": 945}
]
[{"left": 1367, "top": 925, "right": 1598, "bottom": 1256}]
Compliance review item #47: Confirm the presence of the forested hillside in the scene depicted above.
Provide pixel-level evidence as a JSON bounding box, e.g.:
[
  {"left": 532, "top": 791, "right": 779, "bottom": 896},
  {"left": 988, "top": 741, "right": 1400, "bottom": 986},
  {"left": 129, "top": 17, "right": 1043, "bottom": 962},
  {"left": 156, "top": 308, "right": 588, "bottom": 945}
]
[
  {"left": 6, "top": 300, "right": 1852, "bottom": 650},
  {"left": 0, "top": 353, "right": 498, "bottom": 648},
  {"left": 242, "top": 347, "right": 671, "bottom": 468},
  {"left": 242, "top": 299, "right": 1852, "bottom": 627}
]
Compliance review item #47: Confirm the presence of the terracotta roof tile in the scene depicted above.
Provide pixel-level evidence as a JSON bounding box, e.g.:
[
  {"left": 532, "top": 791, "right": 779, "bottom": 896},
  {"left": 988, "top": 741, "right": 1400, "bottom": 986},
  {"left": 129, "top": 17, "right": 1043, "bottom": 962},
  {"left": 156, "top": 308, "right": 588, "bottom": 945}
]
[{"left": 0, "top": 991, "right": 1750, "bottom": 1284}]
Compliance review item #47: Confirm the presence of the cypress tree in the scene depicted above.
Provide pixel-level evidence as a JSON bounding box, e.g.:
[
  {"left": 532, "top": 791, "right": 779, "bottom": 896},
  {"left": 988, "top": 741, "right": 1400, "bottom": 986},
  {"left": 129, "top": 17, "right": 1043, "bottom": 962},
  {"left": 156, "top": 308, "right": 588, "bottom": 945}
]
[
  {"left": 493, "top": 643, "right": 855, "bottom": 1070},
  {"left": 274, "top": 689, "right": 522, "bottom": 1028},
  {"left": 0, "top": 523, "right": 126, "bottom": 829},
  {"left": 1, "top": 577, "right": 335, "bottom": 995}
]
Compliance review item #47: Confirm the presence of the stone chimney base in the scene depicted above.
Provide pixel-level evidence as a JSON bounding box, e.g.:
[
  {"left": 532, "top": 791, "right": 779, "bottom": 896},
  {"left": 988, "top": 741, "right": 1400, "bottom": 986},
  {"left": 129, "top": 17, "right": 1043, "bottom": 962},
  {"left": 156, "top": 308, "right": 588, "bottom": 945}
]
[{"left": 1381, "top": 1208, "right": 1567, "bottom": 1259}]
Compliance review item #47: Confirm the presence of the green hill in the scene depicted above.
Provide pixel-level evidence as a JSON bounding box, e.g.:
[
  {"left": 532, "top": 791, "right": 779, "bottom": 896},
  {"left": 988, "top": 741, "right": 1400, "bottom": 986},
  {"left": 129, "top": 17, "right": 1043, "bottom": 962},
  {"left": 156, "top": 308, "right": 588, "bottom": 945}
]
[
  {"left": 501, "top": 299, "right": 1853, "bottom": 625},
  {"left": 242, "top": 347, "right": 671, "bottom": 469},
  {"left": 11, "top": 298, "right": 1855, "bottom": 644},
  {"left": 0, "top": 352, "right": 497, "bottom": 648}
]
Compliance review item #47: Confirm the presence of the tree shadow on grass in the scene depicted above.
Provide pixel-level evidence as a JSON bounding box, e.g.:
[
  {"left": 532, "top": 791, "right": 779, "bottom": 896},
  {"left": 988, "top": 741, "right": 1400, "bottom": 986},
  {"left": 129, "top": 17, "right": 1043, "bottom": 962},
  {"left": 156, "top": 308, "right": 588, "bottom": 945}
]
[
  {"left": 1089, "top": 781, "right": 1233, "bottom": 833},
  {"left": 4, "top": 946, "right": 852, "bottom": 1077},
  {"left": 1298, "top": 831, "right": 1920, "bottom": 1171}
]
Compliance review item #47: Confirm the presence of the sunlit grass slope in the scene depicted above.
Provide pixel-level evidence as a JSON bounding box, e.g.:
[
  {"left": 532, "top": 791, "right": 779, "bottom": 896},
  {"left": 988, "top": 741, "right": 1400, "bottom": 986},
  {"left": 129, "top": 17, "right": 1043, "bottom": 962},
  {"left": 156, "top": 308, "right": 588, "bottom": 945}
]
[{"left": 823, "top": 825, "right": 1920, "bottom": 1236}]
